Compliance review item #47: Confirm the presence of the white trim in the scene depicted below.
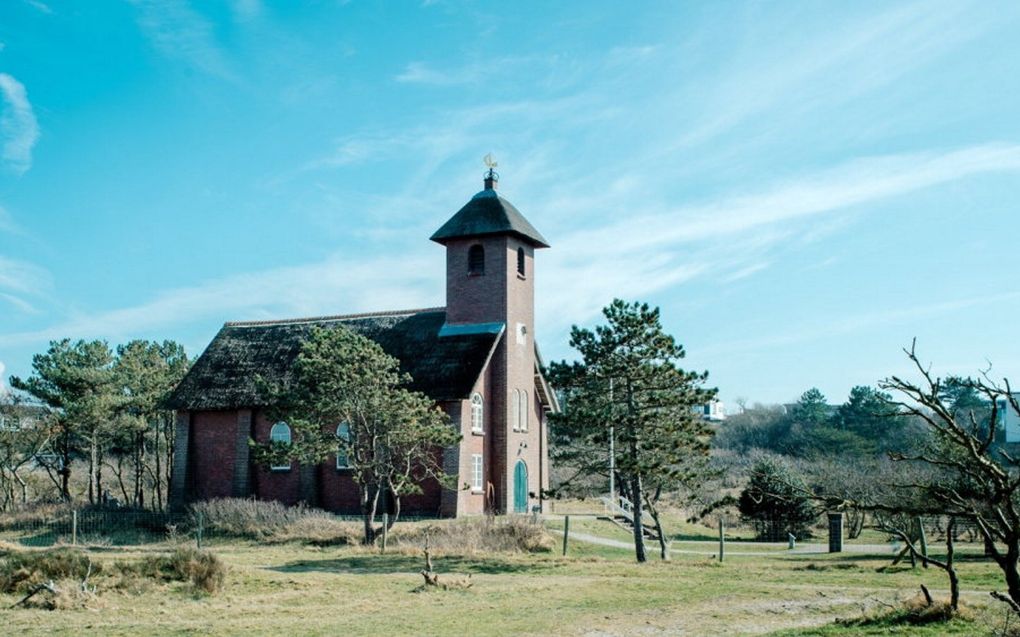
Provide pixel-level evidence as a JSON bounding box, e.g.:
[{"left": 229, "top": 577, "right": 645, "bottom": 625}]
[
  {"left": 471, "top": 454, "right": 483, "bottom": 492},
  {"left": 511, "top": 388, "right": 521, "bottom": 432},
  {"left": 471, "top": 393, "right": 484, "bottom": 434},
  {"left": 521, "top": 389, "right": 529, "bottom": 432}
]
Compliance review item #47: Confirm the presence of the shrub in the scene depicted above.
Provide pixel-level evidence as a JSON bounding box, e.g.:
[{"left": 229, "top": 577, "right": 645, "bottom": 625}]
[
  {"left": 738, "top": 455, "right": 816, "bottom": 541},
  {"left": 0, "top": 547, "right": 99, "bottom": 594},
  {"left": 190, "top": 498, "right": 358, "bottom": 545},
  {"left": 390, "top": 517, "right": 553, "bottom": 554},
  {"left": 119, "top": 548, "right": 226, "bottom": 594}
]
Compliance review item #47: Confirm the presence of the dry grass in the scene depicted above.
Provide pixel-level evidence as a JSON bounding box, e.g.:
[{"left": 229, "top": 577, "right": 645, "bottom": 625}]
[
  {"left": 190, "top": 498, "right": 360, "bottom": 545},
  {"left": 388, "top": 516, "right": 554, "bottom": 554},
  {"left": 117, "top": 547, "right": 227, "bottom": 594},
  {"left": 0, "top": 502, "right": 72, "bottom": 531}
]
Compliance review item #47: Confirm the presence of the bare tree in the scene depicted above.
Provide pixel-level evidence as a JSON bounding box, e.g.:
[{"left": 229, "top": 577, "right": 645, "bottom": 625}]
[{"left": 870, "top": 341, "right": 1020, "bottom": 608}]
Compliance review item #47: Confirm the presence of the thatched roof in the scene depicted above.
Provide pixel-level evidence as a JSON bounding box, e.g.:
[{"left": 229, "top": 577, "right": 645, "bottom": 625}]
[
  {"left": 167, "top": 308, "right": 503, "bottom": 411},
  {"left": 430, "top": 188, "right": 550, "bottom": 248}
]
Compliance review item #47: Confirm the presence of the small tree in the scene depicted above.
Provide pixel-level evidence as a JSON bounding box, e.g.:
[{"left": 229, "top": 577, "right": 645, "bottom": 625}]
[
  {"left": 549, "top": 299, "right": 716, "bottom": 562},
  {"left": 11, "top": 339, "right": 121, "bottom": 503},
  {"left": 738, "top": 455, "right": 815, "bottom": 541},
  {"left": 250, "top": 326, "right": 460, "bottom": 544}
]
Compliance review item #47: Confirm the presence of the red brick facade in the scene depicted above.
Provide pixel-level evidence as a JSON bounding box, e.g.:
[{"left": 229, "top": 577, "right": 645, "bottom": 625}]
[{"left": 171, "top": 181, "right": 555, "bottom": 517}]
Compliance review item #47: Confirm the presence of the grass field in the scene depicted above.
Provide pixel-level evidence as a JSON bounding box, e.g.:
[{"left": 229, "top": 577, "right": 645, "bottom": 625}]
[{"left": 0, "top": 517, "right": 1014, "bottom": 636}]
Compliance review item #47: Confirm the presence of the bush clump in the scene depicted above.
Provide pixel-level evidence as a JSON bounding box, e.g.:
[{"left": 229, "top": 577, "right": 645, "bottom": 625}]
[
  {"left": 838, "top": 594, "right": 964, "bottom": 629},
  {"left": 119, "top": 547, "right": 226, "bottom": 594},
  {"left": 391, "top": 516, "right": 553, "bottom": 554},
  {"left": 190, "top": 498, "right": 359, "bottom": 545},
  {"left": 0, "top": 547, "right": 99, "bottom": 594}
]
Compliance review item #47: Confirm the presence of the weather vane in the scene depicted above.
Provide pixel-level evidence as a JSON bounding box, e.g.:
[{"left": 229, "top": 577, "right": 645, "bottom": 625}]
[{"left": 483, "top": 153, "right": 499, "bottom": 181}]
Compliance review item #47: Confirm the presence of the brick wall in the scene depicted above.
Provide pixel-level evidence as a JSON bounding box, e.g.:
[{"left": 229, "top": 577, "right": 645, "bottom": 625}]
[{"left": 189, "top": 410, "right": 239, "bottom": 501}]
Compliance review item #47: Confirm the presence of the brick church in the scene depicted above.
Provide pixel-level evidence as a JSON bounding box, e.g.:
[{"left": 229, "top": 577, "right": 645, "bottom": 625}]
[{"left": 167, "top": 171, "right": 558, "bottom": 517}]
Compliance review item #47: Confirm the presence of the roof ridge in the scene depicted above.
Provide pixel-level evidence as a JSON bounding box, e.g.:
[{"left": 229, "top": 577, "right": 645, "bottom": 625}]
[{"left": 224, "top": 307, "right": 446, "bottom": 328}]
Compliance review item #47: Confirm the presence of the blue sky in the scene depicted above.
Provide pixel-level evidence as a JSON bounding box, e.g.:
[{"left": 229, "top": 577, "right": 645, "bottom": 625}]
[{"left": 1, "top": 0, "right": 1019, "bottom": 407}]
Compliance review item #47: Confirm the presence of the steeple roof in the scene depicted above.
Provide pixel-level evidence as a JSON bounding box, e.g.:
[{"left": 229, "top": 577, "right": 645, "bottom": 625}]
[{"left": 430, "top": 185, "right": 550, "bottom": 248}]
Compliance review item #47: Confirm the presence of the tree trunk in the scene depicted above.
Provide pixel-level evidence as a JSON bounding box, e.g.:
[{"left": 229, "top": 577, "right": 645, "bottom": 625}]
[
  {"left": 630, "top": 475, "right": 647, "bottom": 563},
  {"left": 135, "top": 429, "right": 145, "bottom": 509},
  {"left": 1004, "top": 540, "right": 1020, "bottom": 608},
  {"left": 362, "top": 484, "right": 380, "bottom": 544},
  {"left": 644, "top": 487, "right": 669, "bottom": 561},
  {"left": 88, "top": 430, "right": 98, "bottom": 505},
  {"left": 946, "top": 518, "right": 959, "bottom": 612}
]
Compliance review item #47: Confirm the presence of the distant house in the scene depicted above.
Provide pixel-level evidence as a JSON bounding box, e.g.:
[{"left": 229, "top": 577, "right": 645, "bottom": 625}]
[
  {"left": 1000, "top": 394, "right": 1020, "bottom": 443},
  {"left": 167, "top": 173, "right": 559, "bottom": 517},
  {"left": 700, "top": 400, "right": 726, "bottom": 422}
]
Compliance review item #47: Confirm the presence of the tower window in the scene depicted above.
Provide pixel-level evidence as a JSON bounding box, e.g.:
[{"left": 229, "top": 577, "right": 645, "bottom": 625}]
[
  {"left": 468, "top": 244, "right": 485, "bottom": 275},
  {"left": 517, "top": 247, "right": 525, "bottom": 276},
  {"left": 471, "top": 393, "right": 484, "bottom": 433}
]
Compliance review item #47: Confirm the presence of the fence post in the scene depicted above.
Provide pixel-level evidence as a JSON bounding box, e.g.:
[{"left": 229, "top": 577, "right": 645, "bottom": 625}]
[
  {"left": 718, "top": 517, "right": 725, "bottom": 563},
  {"left": 381, "top": 513, "right": 388, "bottom": 554},
  {"left": 562, "top": 515, "right": 570, "bottom": 556},
  {"left": 72, "top": 509, "right": 78, "bottom": 546},
  {"left": 916, "top": 517, "right": 928, "bottom": 567},
  {"left": 196, "top": 511, "right": 204, "bottom": 549}
]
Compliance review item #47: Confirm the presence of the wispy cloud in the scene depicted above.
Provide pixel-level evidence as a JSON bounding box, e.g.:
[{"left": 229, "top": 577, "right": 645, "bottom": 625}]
[
  {"left": 560, "top": 143, "right": 1020, "bottom": 257},
  {"left": 0, "top": 255, "right": 50, "bottom": 317},
  {"left": 702, "top": 292, "right": 1020, "bottom": 357},
  {"left": 0, "top": 73, "right": 40, "bottom": 175},
  {"left": 395, "top": 61, "right": 484, "bottom": 86},
  {"left": 0, "top": 252, "right": 442, "bottom": 349},
  {"left": 22, "top": 0, "right": 52, "bottom": 14},
  {"left": 128, "top": 0, "right": 236, "bottom": 81}
]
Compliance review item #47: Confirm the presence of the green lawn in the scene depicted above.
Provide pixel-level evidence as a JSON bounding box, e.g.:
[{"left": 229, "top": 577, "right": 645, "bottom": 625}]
[{"left": 0, "top": 521, "right": 1013, "bottom": 636}]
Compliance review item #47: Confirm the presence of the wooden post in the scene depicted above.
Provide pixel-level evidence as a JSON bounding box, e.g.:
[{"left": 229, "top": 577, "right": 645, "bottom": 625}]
[
  {"left": 72, "top": 509, "right": 78, "bottom": 546},
  {"left": 381, "top": 513, "right": 388, "bottom": 553},
  {"left": 718, "top": 517, "right": 725, "bottom": 562},
  {"left": 917, "top": 517, "right": 928, "bottom": 567},
  {"left": 196, "top": 511, "right": 204, "bottom": 549},
  {"left": 562, "top": 515, "right": 570, "bottom": 556}
]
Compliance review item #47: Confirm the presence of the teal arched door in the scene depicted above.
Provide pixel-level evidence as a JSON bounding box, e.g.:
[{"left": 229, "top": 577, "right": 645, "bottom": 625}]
[{"left": 513, "top": 460, "right": 528, "bottom": 513}]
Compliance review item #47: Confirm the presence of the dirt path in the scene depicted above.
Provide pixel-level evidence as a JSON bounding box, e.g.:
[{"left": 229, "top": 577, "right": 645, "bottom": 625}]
[{"left": 556, "top": 529, "right": 899, "bottom": 556}]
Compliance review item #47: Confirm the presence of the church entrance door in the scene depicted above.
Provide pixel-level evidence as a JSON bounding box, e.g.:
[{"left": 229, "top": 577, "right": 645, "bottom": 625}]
[{"left": 513, "top": 460, "right": 528, "bottom": 513}]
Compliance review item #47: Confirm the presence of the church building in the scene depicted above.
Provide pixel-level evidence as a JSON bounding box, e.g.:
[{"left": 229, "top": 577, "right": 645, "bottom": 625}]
[{"left": 167, "top": 171, "right": 558, "bottom": 517}]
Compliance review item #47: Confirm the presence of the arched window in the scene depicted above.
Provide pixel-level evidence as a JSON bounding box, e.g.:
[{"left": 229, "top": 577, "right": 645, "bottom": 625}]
[
  {"left": 512, "top": 389, "right": 521, "bottom": 431},
  {"left": 269, "top": 422, "right": 291, "bottom": 471},
  {"left": 517, "top": 247, "right": 525, "bottom": 276},
  {"left": 471, "top": 393, "right": 484, "bottom": 433},
  {"left": 468, "top": 244, "right": 485, "bottom": 275},
  {"left": 520, "top": 390, "right": 529, "bottom": 432},
  {"left": 336, "top": 422, "right": 351, "bottom": 469}
]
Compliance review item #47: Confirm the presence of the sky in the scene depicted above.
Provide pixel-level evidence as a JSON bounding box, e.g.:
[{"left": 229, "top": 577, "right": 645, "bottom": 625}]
[{"left": 0, "top": 0, "right": 1019, "bottom": 408}]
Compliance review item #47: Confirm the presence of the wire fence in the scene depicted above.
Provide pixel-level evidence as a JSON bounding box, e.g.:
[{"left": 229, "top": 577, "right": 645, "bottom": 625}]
[{"left": 0, "top": 504, "right": 445, "bottom": 548}]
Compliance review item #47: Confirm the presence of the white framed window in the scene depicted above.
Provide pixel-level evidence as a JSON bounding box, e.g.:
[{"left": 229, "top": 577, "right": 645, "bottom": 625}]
[
  {"left": 269, "top": 421, "right": 292, "bottom": 471},
  {"left": 471, "top": 454, "right": 483, "bottom": 492},
  {"left": 336, "top": 422, "right": 351, "bottom": 469},
  {"left": 520, "top": 390, "right": 529, "bottom": 432},
  {"left": 511, "top": 389, "right": 521, "bottom": 432},
  {"left": 471, "top": 393, "right": 484, "bottom": 433}
]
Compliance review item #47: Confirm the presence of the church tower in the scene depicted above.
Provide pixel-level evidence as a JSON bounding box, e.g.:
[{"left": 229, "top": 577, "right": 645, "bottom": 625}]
[{"left": 431, "top": 169, "right": 550, "bottom": 513}]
